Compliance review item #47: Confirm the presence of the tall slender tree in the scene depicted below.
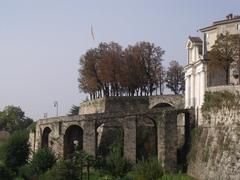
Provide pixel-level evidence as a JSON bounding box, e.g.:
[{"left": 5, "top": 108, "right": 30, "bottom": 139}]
[{"left": 165, "top": 60, "right": 184, "bottom": 95}]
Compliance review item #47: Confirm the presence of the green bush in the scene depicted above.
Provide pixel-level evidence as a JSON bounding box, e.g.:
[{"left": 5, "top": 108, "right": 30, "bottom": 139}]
[
  {"left": 40, "top": 150, "right": 94, "bottom": 180},
  {"left": 0, "top": 162, "right": 12, "bottom": 180},
  {"left": 20, "top": 148, "right": 56, "bottom": 179},
  {"left": 160, "top": 173, "right": 194, "bottom": 180},
  {"left": 134, "top": 157, "right": 163, "bottom": 180},
  {"left": 202, "top": 91, "right": 240, "bottom": 114},
  {"left": 39, "top": 159, "right": 80, "bottom": 180},
  {"left": 31, "top": 148, "right": 56, "bottom": 174},
  {"left": 4, "top": 130, "right": 29, "bottom": 171}
]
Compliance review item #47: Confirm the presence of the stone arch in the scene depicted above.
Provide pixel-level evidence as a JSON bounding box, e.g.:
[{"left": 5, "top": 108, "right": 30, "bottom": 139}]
[
  {"left": 41, "top": 127, "right": 52, "bottom": 148},
  {"left": 149, "top": 95, "right": 184, "bottom": 109},
  {"left": 136, "top": 115, "right": 157, "bottom": 161},
  {"left": 176, "top": 111, "right": 191, "bottom": 171},
  {"left": 96, "top": 119, "right": 124, "bottom": 158},
  {"left": 64, "top": 125, "right": 83, "bottom": 158},
  {"left": 151, "top": 102, "right": 173, "bottom": 109}
]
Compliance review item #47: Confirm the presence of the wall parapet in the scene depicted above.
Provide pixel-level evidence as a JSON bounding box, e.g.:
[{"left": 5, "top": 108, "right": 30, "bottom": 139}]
[{"left": 206, "top": 84, "right": 240, "bottom": 93}]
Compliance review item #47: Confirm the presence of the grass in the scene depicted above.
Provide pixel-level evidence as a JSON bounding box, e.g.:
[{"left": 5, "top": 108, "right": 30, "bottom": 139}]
[
  {"left": 160, "top": 173, "right": 195, "bottom": 180},
  {"left": 82, "top": 170, "right": 195, "bottom": 180}
]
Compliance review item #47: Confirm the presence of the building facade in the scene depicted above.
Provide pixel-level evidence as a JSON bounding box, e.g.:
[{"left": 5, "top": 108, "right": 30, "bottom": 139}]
[{"left": 184, "top": 14, "right": 240, "bottom": 124}]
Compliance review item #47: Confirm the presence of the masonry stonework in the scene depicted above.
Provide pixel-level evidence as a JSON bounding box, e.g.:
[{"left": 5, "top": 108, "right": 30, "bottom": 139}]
[
  {"left": 30, "top": 95, "right": 189, "bottom": 172},
  {"left": 188, "top": 108, "right": 240, "bottom": 180}
]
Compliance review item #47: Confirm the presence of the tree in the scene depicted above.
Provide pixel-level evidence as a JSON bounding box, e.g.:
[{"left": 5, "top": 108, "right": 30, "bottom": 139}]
[
  {"left": 68, "top": 105, "right": 80, "bottom": 116},
  {"left": 0, "top": 106, "right": 33, "bottom": 133},
  {"left": 78, "top": 41, "right": 165, "bottom": 98},
  {"left": 165, "top": 60, "right": 184, "bottom": 94},
  {"left": 20, "top": 148, "right": 56, "bottom": 179},
  {"left": 207, "top": 32, "right": 240, "bottom": 84},
  {"left": 4, "top": 130, "right": 30, "bottom": 171}
]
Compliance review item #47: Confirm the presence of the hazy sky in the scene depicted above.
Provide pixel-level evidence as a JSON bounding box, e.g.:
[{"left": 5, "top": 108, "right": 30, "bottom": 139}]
[{"left": 0, "top": 0, "right": 239, "bottom": 120}]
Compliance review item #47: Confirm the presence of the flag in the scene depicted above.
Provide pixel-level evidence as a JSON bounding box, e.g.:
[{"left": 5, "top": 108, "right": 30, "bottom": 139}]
[{"left": 91, "top": 25, "right": 95, "bottom": 41}]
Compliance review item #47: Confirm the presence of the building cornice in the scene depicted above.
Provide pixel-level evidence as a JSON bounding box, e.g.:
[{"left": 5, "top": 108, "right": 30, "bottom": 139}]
[{"left": 200, "top": 18, "right": 240, "bottom": 32}]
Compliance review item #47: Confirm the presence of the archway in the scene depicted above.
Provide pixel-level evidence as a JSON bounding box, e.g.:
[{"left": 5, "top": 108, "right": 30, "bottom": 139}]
[
  {"left": 136, "top": 116, "right": 157, "bottom": 161},
  {"left": 64, "top": 125, "right": 83, "bottom": 158},
  {"left": 151, "top": 102, "right": 173, "bottom": 109},
  {"left": 41, "top": 127, "right": 52, "bottom": 148},
  {"left": 96, "top": 122, "right": 124, "bottom": 158},
  {"left": 177, "top": 112, "right": 190, "bottom": 171}
]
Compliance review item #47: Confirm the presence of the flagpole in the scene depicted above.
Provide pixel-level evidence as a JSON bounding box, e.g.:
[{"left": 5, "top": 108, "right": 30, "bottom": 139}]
[{"left": 54, "top": 101, "right": 58, "bottom": 117}]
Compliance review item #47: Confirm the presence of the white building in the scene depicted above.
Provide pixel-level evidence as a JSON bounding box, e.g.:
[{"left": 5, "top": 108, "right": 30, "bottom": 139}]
[
  {"left": 184, "top": 14, "right": 240, "bottom": 124},
  {"left": 184, "top": 37, "right": 206, "bottom": 124}
]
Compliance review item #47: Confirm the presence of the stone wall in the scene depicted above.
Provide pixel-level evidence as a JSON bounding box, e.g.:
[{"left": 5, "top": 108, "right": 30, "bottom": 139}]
[
  {"left": 79, "top": 95, "right": 184, "bottom": 115},
  {"left": 79, "top": 96, "right": 149, "bottom": 115},
  {"left": 187, "top": 108, "right": 240, "bottom": 180}
]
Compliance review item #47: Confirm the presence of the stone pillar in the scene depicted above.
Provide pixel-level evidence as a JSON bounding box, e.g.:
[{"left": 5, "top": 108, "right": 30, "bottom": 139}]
[
  {"left": 83, "top": 121, "right": 96, "bottom": 158},
  {"left": 190, "top": 75, "right": 195, "bottom": 107},
  {"left": 185, "top": 76, "right": 189, "bottom": 108},
  {"left": 157, "top": 111, "right": 178, "bottom": 172},
  {"left": 35, "top": 124, "right": 42, "bottom": 151},
  {"left": 123, "top": 116, "right": 136, "bottom": 164}
]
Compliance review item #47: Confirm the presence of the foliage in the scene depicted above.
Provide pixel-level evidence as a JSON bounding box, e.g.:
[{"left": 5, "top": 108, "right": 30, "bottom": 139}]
[
  {"left": 78, "top": 41, "right": 165, "bottom": 99},
  {"left": 136, "top": 127, "right": 157, "bottom": 161},
  {"left": 133, "top": 157, "right": 163, "bottom": 180},
  {"left": 165, "top": 60, "right": 184, "bottom": 94},
  {"left": 26, "top": 122, "right": 36, "bottom": 133},
  {"left": 39, "top": 151, "right": 94, "bottom": 180},
  {"left": 207, "top": 33, "right": 240, "bottom": 84},
  {"left": 68, "top": 105, "right": 80, "bottom": 116},
  {"left": 0, "top": 106, "right": 33, "bottom": 133},
  {"left": 3, "top": 130, "right": 30, "bottom": 171},
  {"left": 20, "top": 148, "right": 56, "bottom": 179},
  {"left": 104, "top": 128, "right": 131, "bottom": 178},
  {"left": 30, "top": 148, "right": 56, "bottom": 175},
  {"left": 39, "top": 159, "right": 80, "bottom": 180},
  {"left": 0, "top": 162, "right": 12, "bottom": 180},
  {"left": 187, "top": 127, "right": 203, "bottom": 164},
  {"left": 159, "top": 173, "right": 194, "bottom": 180},
  {"left": 202, "top": 91, "right": 240, "bottom": 114}
]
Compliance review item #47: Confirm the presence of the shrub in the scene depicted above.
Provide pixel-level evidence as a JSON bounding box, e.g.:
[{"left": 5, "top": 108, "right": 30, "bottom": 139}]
[
  {"left": 20, "top": 147, "right": 56, "bottom": 179},
  {"left": 105, "top": 148, "right": 131, "bottom": 178},
  {"left": 40, "top": 150, "right": 94, "bottom": 180},
  {"left": 4, "top": 130, "right": 29, "bottom": 171},
  {"left": 39, "top": 159, "right": 80, "bottom": 180},
  {"left": 30, "top": 148, "right": 56, "bottom": 175},
  {"left": 0, "top": 162, "right": 12, "bottom": 180},
  {"left": 134, "top": 157, "right": 163, "bottom": 180}
]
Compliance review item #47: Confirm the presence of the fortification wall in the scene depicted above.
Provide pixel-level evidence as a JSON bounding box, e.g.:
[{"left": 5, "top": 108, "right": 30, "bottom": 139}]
[
  {"left": 79, "top": 96, "right": 149, "bottom": 115},
  {"left": 187, "top": 107, "right": 240, "bottom": 180}
]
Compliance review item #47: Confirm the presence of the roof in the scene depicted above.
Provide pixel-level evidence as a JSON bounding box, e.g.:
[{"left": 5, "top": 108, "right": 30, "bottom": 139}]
[
  {"left": 189, "top": 36, "right": 202, "bottom": 43},
  {"left": 200, "top": 15, "right": 240, "bottom": 32}
]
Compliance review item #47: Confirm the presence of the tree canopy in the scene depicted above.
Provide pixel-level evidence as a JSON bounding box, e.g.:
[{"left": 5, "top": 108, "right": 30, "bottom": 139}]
[
  {"left": 0, "top": 106, "right": 33, "bottom": 133},
  {"left": 78, "top": 42, "right": 165, "bottom": 99},
  {"left": 165, "top": 60, "right": 185, "bottom": 95},
  {"left": 208, "top": 32, "right": 240, "bottom": 84}
]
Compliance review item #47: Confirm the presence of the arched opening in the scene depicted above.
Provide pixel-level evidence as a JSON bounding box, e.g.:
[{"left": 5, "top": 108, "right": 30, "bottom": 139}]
[
  {"left": 151, "top": 102, "right": 174, "bottom": 111},
  {"left": 177, "top": 112, "right": 190, "bottom": 172},
  {"left": 64, "top": 125, "right": 83, "bottom": 158},
  {"left": 96, "top": 122, "right": 123, "bottom": 158},
  {"left": 136, "top": 117, "right": 157, "bottom": 161},
  {"left": 41, "top": 127, "right": 52, "bottom": 148}
]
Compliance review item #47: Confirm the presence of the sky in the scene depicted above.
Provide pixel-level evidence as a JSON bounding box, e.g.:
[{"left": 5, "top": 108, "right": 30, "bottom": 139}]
[{"left": 0, "top": 0, "right": 239, "bottom": 120}]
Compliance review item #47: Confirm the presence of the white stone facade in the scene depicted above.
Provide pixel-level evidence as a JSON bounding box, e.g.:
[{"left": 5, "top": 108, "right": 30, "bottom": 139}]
[{"left": 184, "top": 37, "right": 206, "bottom": 110}]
